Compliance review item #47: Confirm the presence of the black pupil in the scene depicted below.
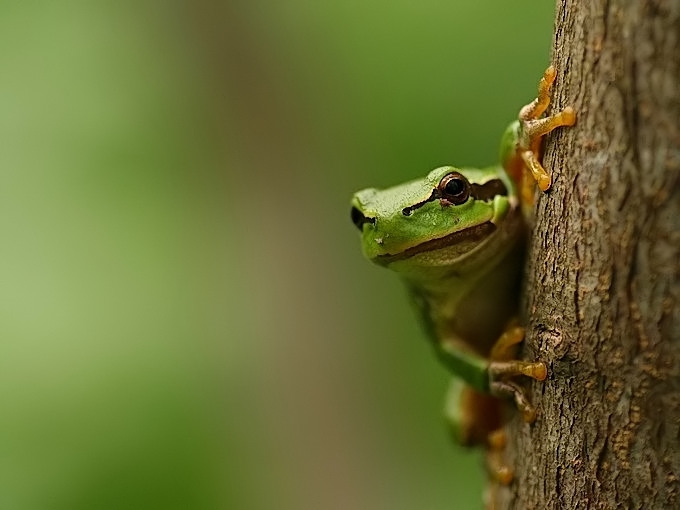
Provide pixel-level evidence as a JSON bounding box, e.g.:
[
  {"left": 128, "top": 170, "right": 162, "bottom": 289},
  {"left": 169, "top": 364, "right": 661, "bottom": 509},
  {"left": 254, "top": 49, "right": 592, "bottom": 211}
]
[{"left": 444, "top": 178, "right": 465, "bottom": 196}]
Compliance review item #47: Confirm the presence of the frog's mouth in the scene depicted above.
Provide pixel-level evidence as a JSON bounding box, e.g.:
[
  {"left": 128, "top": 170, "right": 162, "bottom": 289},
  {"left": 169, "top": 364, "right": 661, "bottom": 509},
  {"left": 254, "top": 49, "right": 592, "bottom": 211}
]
[{"left": 375, "top": 221, "right": 496, "bottom": 266}]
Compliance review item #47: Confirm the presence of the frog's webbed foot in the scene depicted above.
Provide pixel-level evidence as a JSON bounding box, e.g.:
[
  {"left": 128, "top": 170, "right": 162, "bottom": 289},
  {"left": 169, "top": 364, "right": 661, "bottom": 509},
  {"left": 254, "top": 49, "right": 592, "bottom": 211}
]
[
  {"left": 518, "top": 65, "right": 576, "bottom": 195},
  {"left": 488, "top": 325, "right": 547, "bottom": 423}
]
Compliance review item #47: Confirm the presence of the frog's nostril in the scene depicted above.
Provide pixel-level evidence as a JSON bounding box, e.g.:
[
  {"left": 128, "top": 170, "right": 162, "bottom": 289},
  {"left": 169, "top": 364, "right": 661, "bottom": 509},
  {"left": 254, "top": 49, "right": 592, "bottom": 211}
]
[{"left": 351, "top": 207, "right": 375, "bottom": 231}]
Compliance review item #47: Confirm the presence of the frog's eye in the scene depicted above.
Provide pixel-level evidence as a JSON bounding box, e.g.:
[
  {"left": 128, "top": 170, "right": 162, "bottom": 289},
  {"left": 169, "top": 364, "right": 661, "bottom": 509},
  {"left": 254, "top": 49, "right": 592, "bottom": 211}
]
[
  {"left": 351, "top": 206, "right": 375, "bottom": 231},
  {"left": 438, "top": 172, "right": 470, "bottom": 205}
]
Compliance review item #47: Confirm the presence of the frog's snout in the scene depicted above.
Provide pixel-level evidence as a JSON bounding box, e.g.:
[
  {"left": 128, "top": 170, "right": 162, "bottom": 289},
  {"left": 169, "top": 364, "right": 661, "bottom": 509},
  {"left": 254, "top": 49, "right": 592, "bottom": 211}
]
[{"left": 351, "top": 206, "right": 375, "bottom": 231}]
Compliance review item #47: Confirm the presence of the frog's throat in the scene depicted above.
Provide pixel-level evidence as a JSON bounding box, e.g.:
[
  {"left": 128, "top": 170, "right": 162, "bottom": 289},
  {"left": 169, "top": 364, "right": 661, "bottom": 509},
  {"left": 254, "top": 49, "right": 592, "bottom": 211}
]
[{"left": 375, "top": 221, "right": 496, "bottom": 266}]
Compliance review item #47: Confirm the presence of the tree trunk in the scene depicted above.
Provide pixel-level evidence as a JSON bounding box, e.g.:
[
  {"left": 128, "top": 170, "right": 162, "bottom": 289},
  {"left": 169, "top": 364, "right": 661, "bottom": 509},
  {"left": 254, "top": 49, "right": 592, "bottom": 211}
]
[{"left": 494, "top": 1, "right": 680, "bottom": 508}]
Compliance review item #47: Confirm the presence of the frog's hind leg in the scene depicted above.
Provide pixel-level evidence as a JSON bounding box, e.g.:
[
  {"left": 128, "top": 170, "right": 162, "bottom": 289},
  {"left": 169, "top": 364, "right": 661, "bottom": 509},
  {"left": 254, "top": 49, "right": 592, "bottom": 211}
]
[
  {"left": 484, "top": 428, "right": 514, "bottom": 510},
  {"left": 444, "top": 378, "right": 502, "bottom": 447},
  {"left": 445, "top": 379, "right": 513, "bottom": 492},
  {"left": 486, "top": 428, "right": 513, "bottom": 485}
]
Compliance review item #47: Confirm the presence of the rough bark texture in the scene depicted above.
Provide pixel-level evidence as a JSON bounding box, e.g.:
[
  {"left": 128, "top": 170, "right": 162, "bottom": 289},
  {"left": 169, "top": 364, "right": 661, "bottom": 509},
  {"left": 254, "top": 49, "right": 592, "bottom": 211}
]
[{"left": 495, "top": 1, "right": 680, "bottom": 508}]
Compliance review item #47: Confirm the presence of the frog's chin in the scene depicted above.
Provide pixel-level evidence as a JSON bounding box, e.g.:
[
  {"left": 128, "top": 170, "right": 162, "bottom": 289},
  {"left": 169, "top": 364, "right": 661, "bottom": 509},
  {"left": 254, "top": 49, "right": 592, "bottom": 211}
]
[{"left": 374, "top": 221, "right": 496, "bottom": 267}]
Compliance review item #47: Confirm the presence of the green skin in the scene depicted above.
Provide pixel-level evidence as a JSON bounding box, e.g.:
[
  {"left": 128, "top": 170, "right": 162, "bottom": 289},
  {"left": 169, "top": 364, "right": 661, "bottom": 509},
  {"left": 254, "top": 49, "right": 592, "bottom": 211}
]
[{"left": 351, "top": 123, "right": 525, "bottom": 442}]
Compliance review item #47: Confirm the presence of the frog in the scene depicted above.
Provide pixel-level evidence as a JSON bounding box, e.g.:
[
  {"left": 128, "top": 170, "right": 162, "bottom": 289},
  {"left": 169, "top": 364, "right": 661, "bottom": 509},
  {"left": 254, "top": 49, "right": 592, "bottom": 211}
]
[{"left": 350, "top": 66, "right": 575, "bottom": 483}]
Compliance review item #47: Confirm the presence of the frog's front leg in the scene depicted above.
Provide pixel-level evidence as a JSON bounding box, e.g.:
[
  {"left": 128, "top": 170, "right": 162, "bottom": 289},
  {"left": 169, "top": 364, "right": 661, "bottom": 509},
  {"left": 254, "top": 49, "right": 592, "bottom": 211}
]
[
  {"left": 436, "top": 329, "right": 546, "bottom": 423},
  {"left": 502, "top": 65, "right": 576, "bottom": 204},
  {"left": 518, "top": 65, "right": 576, "bottom": 192},
  {"left": 487, "top": 324, "right": 547, "bottom": 423}
]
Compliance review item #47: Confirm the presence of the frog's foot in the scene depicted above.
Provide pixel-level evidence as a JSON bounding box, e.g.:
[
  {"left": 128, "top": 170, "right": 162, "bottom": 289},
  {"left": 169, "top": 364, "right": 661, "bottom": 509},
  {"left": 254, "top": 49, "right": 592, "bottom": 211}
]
[
  {"left": 487, "top": 323, "right": 547, "bottom": 422},
  {"left": 489, "top": 359, "right": 547, "bottom": 423},
  {"left": 518, "top": 65, "right": 576, "bottom": 193},
  {"left": 520, "top": 109, "right": 576, "bottom": 192},
  {"left": 489, "top": 360, "right": 548, "bottom": 382},
  {"left": 490, "top": 380, "right": 538, "bottom": 423},
  {"left": 489, "top": 324, "right": 525, "bottom": 362},
  {"left": 486, "top": 428, "right": 513, "bottom": 485},
  {"left": 519, "top": 65, "right": 557, "bottom": 121}
]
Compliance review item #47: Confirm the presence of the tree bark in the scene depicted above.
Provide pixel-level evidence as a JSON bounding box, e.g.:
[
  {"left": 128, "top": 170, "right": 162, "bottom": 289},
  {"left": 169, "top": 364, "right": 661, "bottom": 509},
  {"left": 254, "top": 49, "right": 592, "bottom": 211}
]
[{"left": 495, "top": 1, "right": 680, "bottom": 508}]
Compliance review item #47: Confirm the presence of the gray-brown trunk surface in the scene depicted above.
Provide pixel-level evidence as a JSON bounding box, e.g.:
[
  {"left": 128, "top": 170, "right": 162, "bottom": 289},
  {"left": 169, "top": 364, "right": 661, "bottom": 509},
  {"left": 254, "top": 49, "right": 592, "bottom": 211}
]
[{"left": 494, "top": 1, "right": 680, "bottom": 508}]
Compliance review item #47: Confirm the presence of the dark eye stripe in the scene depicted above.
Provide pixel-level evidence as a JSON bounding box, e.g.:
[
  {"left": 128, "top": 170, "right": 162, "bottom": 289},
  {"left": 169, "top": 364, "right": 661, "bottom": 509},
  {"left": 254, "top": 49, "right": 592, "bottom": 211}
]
[
  {"left": 402, "top": 189, "right": 437, "bottom": 216},
  {"left": 470, "top": 179, "right": 508, "bottom": 201},
  {"left": 401, "top": 178, "right": 507, "bottom": 216}
]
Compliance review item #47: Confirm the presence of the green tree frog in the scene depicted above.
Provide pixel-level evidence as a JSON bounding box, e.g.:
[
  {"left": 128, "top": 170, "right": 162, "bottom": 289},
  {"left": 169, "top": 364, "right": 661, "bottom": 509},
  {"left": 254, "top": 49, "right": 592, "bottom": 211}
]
[{"left": 350, "top": 66, "right": 575, "bottom": 483}]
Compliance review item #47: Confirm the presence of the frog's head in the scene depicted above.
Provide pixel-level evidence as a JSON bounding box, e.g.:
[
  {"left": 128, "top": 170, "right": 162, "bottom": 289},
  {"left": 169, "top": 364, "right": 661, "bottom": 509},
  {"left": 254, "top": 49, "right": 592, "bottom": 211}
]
[{"left": 350, "top": 166, "right": 517, "bottom": 271}]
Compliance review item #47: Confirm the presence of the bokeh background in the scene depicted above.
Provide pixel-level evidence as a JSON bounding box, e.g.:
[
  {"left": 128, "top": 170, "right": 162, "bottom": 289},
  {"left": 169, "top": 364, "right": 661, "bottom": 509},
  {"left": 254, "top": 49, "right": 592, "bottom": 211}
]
[{"left": 0, "top": 2, "right": 555, "bottom": 509}]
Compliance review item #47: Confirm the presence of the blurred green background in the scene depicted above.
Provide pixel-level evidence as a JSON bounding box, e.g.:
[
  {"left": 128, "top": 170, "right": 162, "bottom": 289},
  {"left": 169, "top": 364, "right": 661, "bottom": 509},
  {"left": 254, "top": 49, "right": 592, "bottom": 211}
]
[{"left": 0, "top": 2, "right": 555, "bottom": 509}]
